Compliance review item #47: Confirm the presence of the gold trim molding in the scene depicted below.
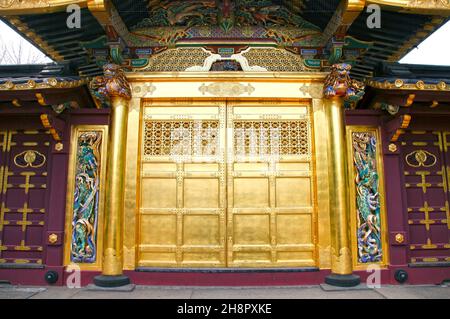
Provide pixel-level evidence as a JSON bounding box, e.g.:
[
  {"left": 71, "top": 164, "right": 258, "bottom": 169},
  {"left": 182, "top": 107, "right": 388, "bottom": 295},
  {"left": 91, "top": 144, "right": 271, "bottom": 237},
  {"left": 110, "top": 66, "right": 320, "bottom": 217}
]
[
  {"left": 0, "top": 0, "right": 87, "bottom": 15},
  {"left": 127, "top": 72, "right": 328, "bottom": 83},
  {"left": 0, "top": 77, "right": 87, "bottom": 91},
  {"left": 367, "top": 79, "right": 449, "bottom": 91},
  {"left": 367, "top": 0, "right": 450, "bottom": 15}
]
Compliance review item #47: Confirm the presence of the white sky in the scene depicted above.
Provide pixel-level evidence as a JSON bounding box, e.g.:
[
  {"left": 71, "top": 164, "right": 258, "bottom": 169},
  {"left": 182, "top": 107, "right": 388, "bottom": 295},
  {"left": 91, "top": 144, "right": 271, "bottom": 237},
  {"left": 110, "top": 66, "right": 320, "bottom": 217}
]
[
  {"left": 0, "top": 20, "right": 52, "bottom": 64},
  {"left": 0, "top": 18, "right": 449, "bottom": 66},
  {"left": 400, "top": 20, "right": 450, "bottom": 65}
]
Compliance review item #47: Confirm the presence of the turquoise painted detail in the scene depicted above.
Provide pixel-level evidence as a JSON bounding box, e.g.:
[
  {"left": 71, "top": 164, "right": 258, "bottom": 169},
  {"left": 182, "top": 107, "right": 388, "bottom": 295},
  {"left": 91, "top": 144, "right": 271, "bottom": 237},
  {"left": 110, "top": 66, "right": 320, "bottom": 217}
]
[
  {"left": 110, "top": 47, "right": 124, "bottom": 65},
  {"left": 131, "top": 58, "right": 150, "bottom": 68},
  {"left": 304, "top": 59, "right": 321, "bottom": 68}
]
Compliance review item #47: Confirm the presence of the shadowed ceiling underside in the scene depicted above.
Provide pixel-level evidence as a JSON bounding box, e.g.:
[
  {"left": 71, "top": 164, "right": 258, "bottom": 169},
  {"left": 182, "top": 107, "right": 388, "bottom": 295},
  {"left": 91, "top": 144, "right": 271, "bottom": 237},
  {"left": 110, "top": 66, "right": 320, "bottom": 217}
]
[{"left": 0, "top": 0, "right": 448, "bottom": 79}]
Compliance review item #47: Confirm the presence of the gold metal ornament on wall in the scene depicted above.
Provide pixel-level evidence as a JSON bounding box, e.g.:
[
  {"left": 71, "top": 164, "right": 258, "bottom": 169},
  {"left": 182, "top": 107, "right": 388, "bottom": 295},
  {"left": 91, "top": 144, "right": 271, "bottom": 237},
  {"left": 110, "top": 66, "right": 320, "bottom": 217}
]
[
  {"left": 395, "top": 233, "right": 405, "bottom": 244},
  {"left": 55, "top": 142, "right": 64, "bottom": 152},
  {"left": 199, "top": 82, "right": 255, "bottom": 97},
  {"left": 14, "top": 150, "right": 46, "bottom": 168},
  {"left": 48, "top": 233, "right": 58, "bottom": 244},
  {"left": 389, "top": 143, "right": 398, "bottom": 152},
  {"left": 405, "top": 149, "right": 437, "bottom": 168}
]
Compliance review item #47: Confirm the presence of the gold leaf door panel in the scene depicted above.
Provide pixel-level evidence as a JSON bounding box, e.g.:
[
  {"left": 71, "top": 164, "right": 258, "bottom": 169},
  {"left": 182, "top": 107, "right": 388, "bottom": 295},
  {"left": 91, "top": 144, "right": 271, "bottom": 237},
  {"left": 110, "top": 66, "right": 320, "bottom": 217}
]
[
  {"left": 139, "top": 103, "right": 227, "bottom": 267},
  {"left": 138, "top": 101, "right": 317, "bottom": 268},
  {"left": 227, "top": 102, "right": 317, "bottom": 267}
]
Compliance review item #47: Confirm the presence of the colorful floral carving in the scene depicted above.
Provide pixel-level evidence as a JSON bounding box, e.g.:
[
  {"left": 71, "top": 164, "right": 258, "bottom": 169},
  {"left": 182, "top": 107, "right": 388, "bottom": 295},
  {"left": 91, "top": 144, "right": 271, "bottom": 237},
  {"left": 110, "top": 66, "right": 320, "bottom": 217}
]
[
  {"left": 71, "top": 131, "right": 103, "bottom": 263},
  {"left": 353, "top": 132, "right": 383, "bottom": 263}
]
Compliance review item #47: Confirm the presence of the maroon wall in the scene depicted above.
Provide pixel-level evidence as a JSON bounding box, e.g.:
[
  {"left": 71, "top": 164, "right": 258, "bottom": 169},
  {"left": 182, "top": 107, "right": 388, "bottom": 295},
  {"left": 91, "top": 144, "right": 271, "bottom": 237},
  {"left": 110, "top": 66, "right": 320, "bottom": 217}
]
[{"left": 0, "top": 107, "right": 110, "bottom": 286}]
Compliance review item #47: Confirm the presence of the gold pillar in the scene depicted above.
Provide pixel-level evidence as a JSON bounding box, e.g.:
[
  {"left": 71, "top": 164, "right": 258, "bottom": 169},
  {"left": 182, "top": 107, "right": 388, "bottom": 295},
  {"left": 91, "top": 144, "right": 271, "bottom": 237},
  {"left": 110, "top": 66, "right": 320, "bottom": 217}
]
[
  {"left": 92, "top": 64, "right": 132, "bottom": 287},
  {"left": 102, "top": 95, "right": 129, "bottom": 276},
  {"left": 325, "top": 97, "right": 353, "bottom": 275},
  {"left": 323, "top": 64, "right": 363, "bottom": 286}
]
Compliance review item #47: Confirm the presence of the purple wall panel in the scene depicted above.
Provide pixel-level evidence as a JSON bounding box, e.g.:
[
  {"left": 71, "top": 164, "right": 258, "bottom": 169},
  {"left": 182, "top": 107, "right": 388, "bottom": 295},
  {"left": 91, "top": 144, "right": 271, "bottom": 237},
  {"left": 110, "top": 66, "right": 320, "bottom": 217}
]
[{"left": 0, "top": 108, "right": 110, "bottom": 286}]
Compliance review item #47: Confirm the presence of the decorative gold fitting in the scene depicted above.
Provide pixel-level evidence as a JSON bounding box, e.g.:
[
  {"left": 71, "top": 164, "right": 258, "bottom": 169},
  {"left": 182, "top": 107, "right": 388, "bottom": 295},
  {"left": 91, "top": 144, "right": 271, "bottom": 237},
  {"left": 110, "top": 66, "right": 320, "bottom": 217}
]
[
  {"left": 416, "top": 81, "right": 425, "bottom": 90},
  {"left": 46, "top": 78, "right": 58, "bottom": 87},
  {"left": 389, "top": 143, "right": 397, "bottom": 153},
  {"left": 55, "top": 142, "right": 64, "bottom": 152},
  {"left": 5, "top": 81, "right": 14, "bottom": 89},
  {"left": 405, "top": 94, "right": 415, "bottom": 107},
  {"left": 27, "top": 80, "right": 36, "bottom": 89},
  {"left": 36, "top": 93, "right": 47, "bottom": 106},
  {"left": 40, "top": 114, "right": 62, "bottom": 141},
  {"left": 394, "top": 79, "right": 404, "bottom": 88},
  {"left": 12, "top": 99, "right": 21, "bottom": 107},
  {"left": 48, "top": 233, "right": 58, "bottom": 244},
  {"left": 437, "top": 82, "right": 447, "bottom": 90},
  {"left": 395, "top": 233, "right": 404, "bottom": 244}
]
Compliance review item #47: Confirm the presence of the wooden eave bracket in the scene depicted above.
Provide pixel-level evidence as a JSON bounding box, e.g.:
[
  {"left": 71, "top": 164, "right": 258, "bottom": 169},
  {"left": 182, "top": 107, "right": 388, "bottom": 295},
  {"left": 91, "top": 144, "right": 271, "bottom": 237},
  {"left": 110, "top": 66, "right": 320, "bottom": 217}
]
[
  {"left": 384, "top": 114, "right": 412, "bottom": 142},
  {"left": 321, "top": 0, "right": 366, "bottom": 45},
  {"left": 87, "top": 0, "right": 132, "bottom": 46},
  {"left": 40, "top": 113, "right": 64, "bottom": 141}
]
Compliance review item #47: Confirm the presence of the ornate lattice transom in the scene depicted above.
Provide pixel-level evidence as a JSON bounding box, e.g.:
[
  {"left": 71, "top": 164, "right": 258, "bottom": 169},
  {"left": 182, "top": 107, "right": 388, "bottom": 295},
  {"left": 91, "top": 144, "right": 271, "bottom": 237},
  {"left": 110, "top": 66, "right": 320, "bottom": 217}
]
[
  {"left": 142, "top": 48, "right": 211, "bottom": 72},
  {"left": 241, "top": 48, "right": 306, "bottom": 72},
  {"left": 144, "top": 120, "right": 219, "bottom": 157},
  {"left": 233, "top": 120, "right": 310, "bottom": 156}
]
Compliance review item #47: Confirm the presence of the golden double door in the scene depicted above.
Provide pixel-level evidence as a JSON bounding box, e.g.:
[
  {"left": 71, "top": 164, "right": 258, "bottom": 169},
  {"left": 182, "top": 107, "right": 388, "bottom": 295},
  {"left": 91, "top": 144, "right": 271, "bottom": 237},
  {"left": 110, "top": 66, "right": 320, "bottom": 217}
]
[{"left": 138, "top": 100, "right": 317, "bottom": 268}]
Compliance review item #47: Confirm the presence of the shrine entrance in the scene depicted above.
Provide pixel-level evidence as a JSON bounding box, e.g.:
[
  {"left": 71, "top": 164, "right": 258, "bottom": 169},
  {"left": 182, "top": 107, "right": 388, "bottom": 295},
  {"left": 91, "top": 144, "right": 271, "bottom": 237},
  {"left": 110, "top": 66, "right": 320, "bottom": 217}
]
[
  {"left": 0, "top": 117, "right": 50, "bottom": 267},
  {"left": 401, "top": 126, "right": 450, "bottom": 265},
  {"left": 137, "top": 100, "right": 318, "bottom": 268}
]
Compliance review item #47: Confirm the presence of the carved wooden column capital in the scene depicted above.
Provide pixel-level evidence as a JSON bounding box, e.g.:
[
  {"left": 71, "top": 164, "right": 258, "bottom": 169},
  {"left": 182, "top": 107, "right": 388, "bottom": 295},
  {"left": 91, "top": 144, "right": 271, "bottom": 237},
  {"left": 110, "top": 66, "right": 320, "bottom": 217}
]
[
  {"left": 324, "top": 63, "right": 365, "bottom": 109},
  {"left": 89, "top": 64, "right": 131, "bottom": 108}
]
